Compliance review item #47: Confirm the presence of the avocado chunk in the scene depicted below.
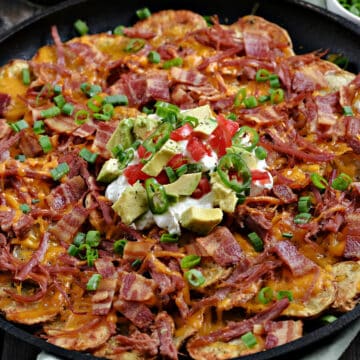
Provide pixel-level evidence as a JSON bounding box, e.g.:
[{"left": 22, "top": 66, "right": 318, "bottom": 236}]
[
  {"left": 183, "top": 105, "right": 217, "bottom": 136},
  {"left": 180, "top": 207, "right": 223, "bottom": 235},
  {"left": 164, "top": 173, "right": 201, "bottom": 197},
  {"left": 112, "top": 181, "right": 148, "bottom": 225},
  {"left": 106, "top": 118, "right": 134, "bottom": 154},
  {"left": 133, "top": 116, "right": 161, "bottom": 140},
  {"left": 142, "top": 139, "right": 180, "bottom": 177},
  {"left": 210, "top": 172, "right": 238, "bottom": 213},
  {"left": 97, "top": 158, "right": 122, "bottom": 183}
]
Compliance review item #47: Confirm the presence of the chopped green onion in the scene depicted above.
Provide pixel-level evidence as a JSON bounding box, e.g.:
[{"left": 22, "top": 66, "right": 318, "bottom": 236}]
[
  {"left": 53, "top": 84, "right": 62, "bottom": 95},
  {"left": 282, "top": 232, "right": 293, "bottom": 239},
  {"left": 321, "top": 314, "right": 337, "bottom": 324},
  {"left": 53, "top": 94, "right": 66, "bottom": 109},
  {"left": 234, "top": 88, "right": 246, "bottom": 107},
  {"left": 62, "top": 103, "right": 74, "bottom": 116},
  {"left": 298, "top": 196, "right": 312, "bottom": 213},
  {"left": 163, "top": 57, "right": 183, "bottom": 69},
  {"left": 160, "top": 233, "right": 179, "bottom": 243},
  {"left": 40, "top": 106, "right": 61, "bottom": 119},
  {"left": 143, "top": 121, "right": 172, "bottom": 153},
  {"left": 80, "top": 83, "right": 102, "bottom": 98},
  {"left": 176, "top": 164, "right": 188, "bottom": 177},
  {"left": 9, "top": 119, "right": 28, "bottom": 132},
  {"left": 86, "top": 230, "right": 101, "bottom": 247},
  {"left": 113, "top": 25, "right": 125, "bottom": 35},
  {"left": 136, "top": 7, "right": 151, "bottom": 19},
  {"left": 79, "top": 148, "right": 98, "bottom": 163},
  {"left": 258, "top": 286, "right": 273, "bottom": 304},
  {"left": 132, "top": 258, "right": 142, "bottom": 268},
  {"left": 31, "top": 198, "right": 40, "bottom": 204},
  {"left": 86, "top": 274, "right": 102, "bottom": 291},
  {"left": 327, "top": 53, "right": 349, "bottom": 69},
  {"left": 248, "top": 232, "right": 264, "bottom": 252},
  {"left": 74, "top": 110, "right": 90, "bottom": 125},
  {"left": 243, "top": 96, "right": 258, "bottom": 109},
  {"left": 269, "top": 74, "right": 280, "bottom": 88},
  {"left": 39, "top": 135, "right": 53, "bottom": 153},
  {"left": 87, "top": 95, "right": 103, "bottom": 112},
  {"left": 155, "top": 101, "right": 180, "bottom": 119},
  {"left": 67, "top": 244, "right": 79, "bottom": 257},
  {"left": 331, "top": 173, "right": 352, "bottom": 191},
  {"left": 181, "top": 255, "right": 201, "bottom": 269},
  {"left": 310, "top": 173, "right": 328, "bottom": 190},
  {"left": 203, "top": 15, "right": 214, "bottom": 26},
  {"left": 270, "top": 88, "right": 284, "bottom": 104},
  {"left": 277, "top": 290, "right": 293, "bottom": 301},
  {"left": 50, "top": 162, "right": 69, "bottom": 181},
  {"left": 20, "top": 204, "right": 31, "bottom": 214},
  {"left": 86, "top": 248, "right": 99, "bottom": 267},
  {"left": 255, "top": 146, "right": 267, "bottom": 160},
  {"left": 165, "top": 167, "right": 177, "bottom": 183},
  {"left": 241, "top": 332, "right": 257, "bottom": 348},
  {"left": 22, "top": 68, "right": 31, "bottom": 85},
  {"left": 74, "top": 19, "right": 89, "bottom": 36},
  {"left": 258, "top": 94, "right": 270, "bottom": 103},
  {"left": 104, "top": 94, "right": 128, "bottom": 106},
  {"left": 227, "top": 113, "right": 237, "bottom": 121},
  {"left": 255, "top": 68, "right": 270, "bottom": 82},
  {"left": 33, "top": 120, "right": 45, "bottom": 134},
  {"left": 343, "top": 106, "right": 354, "bottom": 116},
  {"left": 294, "top": 212, "right": 312, "bottom": 224},
  {"left": 125, "top": 38, "right": 146, "bottom": 53},
  {"left": 142, "top": 106, "right": 154, "bottom": 115},
  {"left": 187, "top": 163, "right": 203, "bottom": 173},
  {"left": 15, "top": 154, "right": 26, "bottom": 162},
  {"left": 114, "top": 239, "right": 128, "bottom": 255},
  {"left": 73, "top": 232, "right": 86, "bottom": 246},
  {"left": 185, "top": 269, "right": 205, "bottom": 287},
  {"left": 148, "top": 51, "right": 161, "bottom": 64}
]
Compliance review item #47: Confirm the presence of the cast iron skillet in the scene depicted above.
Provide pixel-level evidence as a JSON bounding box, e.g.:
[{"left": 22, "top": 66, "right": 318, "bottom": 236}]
[{"left": 0, "top": 0, "right": 359, "bottom": 359}]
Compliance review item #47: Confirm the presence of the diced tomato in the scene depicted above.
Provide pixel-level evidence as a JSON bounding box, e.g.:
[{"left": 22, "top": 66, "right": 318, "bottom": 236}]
[
  {"left": 167, "top": 154, "right": 187, "bottom": 169},
  {"left": 208, "top": 126, "right": 232, "bottom": 156},
  {"left": 187, "top": 136, "right": 209, "bottom": 161},
  {"left": 191, "top": 177, "right": 211, "bottom": 199},
  {"left": 124, "top": 164, "right": 149, "bottom": 185},
  {"left": 251, "top": 170, "right": 271, "bottom": 185},
  {"left": 217, "top": 114, "right": 239, "bottom": 137},
  {"left": 156, "top": 170, "right": 169, "bottom": 185},
  {"left": 170, "top": 123, "right": 193, "bottom": 141},
  {"left": 137, "top": 145, "right": 151, "bottom": 159}
]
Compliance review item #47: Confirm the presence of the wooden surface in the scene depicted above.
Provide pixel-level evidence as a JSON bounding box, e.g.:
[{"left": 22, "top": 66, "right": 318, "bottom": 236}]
[{"left": 0, "top": 0, "right": 359, "bottom": 359}]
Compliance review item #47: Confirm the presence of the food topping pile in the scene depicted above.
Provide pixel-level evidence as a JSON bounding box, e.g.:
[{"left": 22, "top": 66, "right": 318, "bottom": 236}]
[{"left": 0, "top": 8, "right": 359, "bottom": 360}]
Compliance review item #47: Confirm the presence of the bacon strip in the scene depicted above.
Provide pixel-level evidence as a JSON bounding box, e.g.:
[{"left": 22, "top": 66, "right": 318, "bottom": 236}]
[
  {"left": 170, "top": 67, "right": 206, "bottom": 86},
  {"left": 92, "top": 278, "right": 118, "bottom": 316},
  {"left": 155, "top": 312, "right": 177, "bottom": 360},
  {"left": 0, "top": 93, "right": 11, "bottom": 117},
  {"left": 91, "top": 121, "right": 117, "bottom": 158},
  {"left": 119, "top": 272, "right": 156, "bottom": 302},
  {"left": 265, "top": 320, "right": 303, "bottom": 349},
  {"left": 13, "top": 214, "right": 34, "bottom": 237}
]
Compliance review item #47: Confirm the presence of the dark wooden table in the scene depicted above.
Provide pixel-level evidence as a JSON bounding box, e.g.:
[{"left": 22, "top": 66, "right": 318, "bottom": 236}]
[{"left": 0, "top": 0, "right": 360, "bottom": 359}]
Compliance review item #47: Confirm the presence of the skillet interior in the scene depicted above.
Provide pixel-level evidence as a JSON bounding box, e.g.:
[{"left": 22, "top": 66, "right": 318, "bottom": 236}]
[{"left": 0, "top": 0, "right": 359, "bottom": 359}]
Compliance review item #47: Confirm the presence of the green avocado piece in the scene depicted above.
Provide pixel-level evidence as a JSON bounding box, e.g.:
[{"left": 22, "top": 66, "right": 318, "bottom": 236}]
[
  {"left": 133, "top": 116, "right": 161, "bottom": 140},
  {"left": 210, "top": 172, "right": 238, "bottom": 213},
  {"left": 141, "top": 139, "right": 181, "bottom": 177},
  {"left": 106, "top": 118, "right": 134, "bottom": 154},
  {"left": 183, "top": 105, "right": 217, "bottom": 136},
  {"left": 180, "top": 207, "right": 223, "bottom": 235},
  {"left": 96, "top": 158, "right": 122, "bottom": 183},
  {"left": 164, "top": 173, "right": 201, "bottom": 197},
  {"left": 112, "top": 181, "right": 148, "bottom": 225}
]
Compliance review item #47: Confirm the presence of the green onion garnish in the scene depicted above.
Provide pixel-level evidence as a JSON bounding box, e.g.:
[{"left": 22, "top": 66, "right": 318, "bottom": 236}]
[
  {"left": 125, "top": 38, "right": 146, "bottom": 53},
  {"left": 22, "top": 68, "right": 31, "bottom": 85},
  {"left": 294, "top": 212, "right": 312, "bottom": 224},
  {"left": 310, "top": 173, "right": 328, "bottom": 190},
  {"left": 255, "top": 68, "right": 270, "bottom": 82},
  {"left": 20, "top": 204, "right": 31, "bottom": 214},
  {"left": 87, "top": 95, "right": 103, "bottom": 112},
  {"left": 298, "top": 196, "right": 311, "bottom": 213},
  {"left": 270, "top": 88, "right": 284, "bottom": 104},
  {"left": 9, "top": 119, "right": 28, "bottom": 132},
  {"left": 31, "top": 199, "right": 40, "bottom": 204},
  {"left": 277, "top": 290, "right": 293, "bottom": 301},
  {"left": 244, "top": 96, "right": 258, "bottom": 109},
  {"left": 74, "top": 110, "right": 90, "bottom": 125},
  {"left": 33, "top": 120, "right": 45, "bottom": 134},
  {"left": 114, "top": 239, "right": 127, "bottom": 255},
  {"left": 104, "top": 94, "right": 128, "bottom": 106},
  {"left": 343, "top": 106, "right": 354, "bottom": 116},
  {"left": 247, "top": 232, "right": 264, "bottom": 252},
  {"left": 50, "top": 162, "right": 69, "bottom": 181},
  {"left": 255, "top": 146, "right": 267, "bottom": 160},
  {"left": 62, "top": 103, "right": 74, "bottom": 116},
  {"left": 113, "top": 25, "right": 125, "bottom": 35},
  {"left": 185, "top": 269, "right": 205, "bottom": 287},
  {"left": 86, "top": 248, "right": 99, "bottom": 267},
  {"left": 53, "top": 84, "right": 62, "bottom": 95},
  {"left": 136, "top": 7, "right": 151, "bottom": 20},
  {"left": 80, "top": 83, "right": 102, "bottom": 98},
  {"left": 132, "top": 258, "right": 142, "bottom": 268},
  {"left": 40, "top": 106, "right": 61, "bottom": 119},
  {"left": 258, "top": 286, "right": 274, "bottom": 304},
  {"left": 142, "top": 106, "right": 154, "bottom": 115},
  {"left": 241, "top": 332, "right": 257, "bottom": 348},
  {"left": 86, "top": 230, "right": 101, "bottom": 247},
  {"left": 227, "top": 113, "right": 237, "bottom": 121},
  {"left": 79, "top": 148, "right": 98, "bottom": 163},
  {"left": 176, "top": 164, "right": 188, "bottom": 177},
  {"left": 160, "top": 233, "right": 179, "bottom": 243},
  {"left": 163, "top": 57, "right": 183, "bottom": 69},
  {"left": 74, "top": 19, "right": 89, "bottom": 36},
  {"left": 86, "top": 274, "right": 102, "bottom": 291},
  {"left": 269, "top": 74, "right": 280, "bottom": 88},
  {"left": 234, "top": 88, "right": 246, "bottom": 107},
  {"left": 53, "top": 94, "right": 66, "bottom": 109},
  {"left": 148, "top": 50, "right": 161, "bottom": 64},
  {"left": 282, "top": 232, "right": 293, "bottom": 239},
  {"left": 331, "top": 173, "right": 352, "bottom": 191},
  {"left": 165, "top": 166, "right": 177, "bottom": 183},
  {"left": 181, "top": 255, "right": 201, "bottom": 269},
  {"left": 73, "top": 232, "right": 86, "bottom": 247},
  {"left": 15, "top": 154, "right": 26, "bottom": 162},
  {"left": 258, "top": 94, "right": 270, "bottom": 103},
  {"left": 39, "top": 135, "right": 53, "bottom": 153},
  {"left": 327, "top": 53, "right": 349, "bottom": 69},
  {"left": 321, "top": 314, "right": 337, "bottom": 324},
  {"left": 67, "top": 244, "right": 79, "bottom": 257}
]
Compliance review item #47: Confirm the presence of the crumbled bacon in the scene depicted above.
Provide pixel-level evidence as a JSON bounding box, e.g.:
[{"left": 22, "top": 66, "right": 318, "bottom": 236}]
[
  {"left": 119, "top": 272, "right": 156, "bottom": 303},
  {"left": 155, "top": 312, "right": 177, "bottom": 360},
  {"left": 0, "top": 93, "right": 11, "bottom": 117},
  {"left": 265, "top": 320, "right": 303, "bottom": 349}
]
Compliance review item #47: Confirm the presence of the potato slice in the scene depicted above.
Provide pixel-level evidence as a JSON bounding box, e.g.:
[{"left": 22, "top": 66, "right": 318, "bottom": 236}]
[
  {"left": 197, "top": 260, "right": 232, "bottom": 290},
  {"left": 332, "top": 261, "right": 360, "bottom": 312}
]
